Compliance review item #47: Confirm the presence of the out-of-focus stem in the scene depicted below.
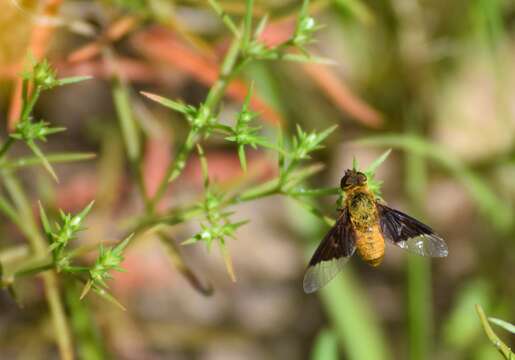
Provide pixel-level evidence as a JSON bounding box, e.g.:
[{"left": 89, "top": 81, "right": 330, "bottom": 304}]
[
  {"left": 108, "top": 50, "right": 148, "bottom": 208},
  {"left": 13, "top": 261, "right": 54, "bottom": 278},
  {"left": 242, "top": 0, "right": 254, "bottom": 51},
  {"left": 405, "top": 118, "right": 431, "bottom": 360},
  {"left": 2, "top": 173, "right": 73, "bottom": 360},
  {"left": 207, "top": 0, "right": 240, "bottom": 37},
  {"left": 319, "top": 267, "right": 391, "bottom": 360},
  {"left": 475, "top": 304, "right": 514, "bottom": 360}
]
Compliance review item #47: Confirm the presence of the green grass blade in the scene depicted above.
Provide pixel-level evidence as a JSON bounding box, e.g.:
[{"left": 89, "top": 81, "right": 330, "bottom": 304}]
[
  {"left": 404, "top": 128, "right": 431, "bottom": 360},
  {"left": 366, "top": 149, "right": 391, "bottom": 175},
  {"left": 319, "top": 269, "right": 392, "bottom": 360},
  {"left": 489, "top": 317, "right": 515, "bottom": 334},
  {"left": 65, "top": 282, "right": 107, "bottom": 360},
  {"left": 113, "top": 79, "right": 140, "bottom": 162},
  {"left": 311, "top": 328, "right": 339, "bottom": 360}
]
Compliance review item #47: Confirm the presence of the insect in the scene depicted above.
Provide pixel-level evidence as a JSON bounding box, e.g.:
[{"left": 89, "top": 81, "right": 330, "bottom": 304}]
[{"left": 303, "top": 169, "right": 448, "bottom": 293}]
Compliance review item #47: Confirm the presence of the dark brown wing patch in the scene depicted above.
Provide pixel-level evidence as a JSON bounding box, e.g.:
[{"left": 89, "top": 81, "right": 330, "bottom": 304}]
[
  {"left": 376, "top": 203, "right": 448, "bottom": 257},
  {"left": 303, "top": 208, "right": 356, "bottom": 293}
]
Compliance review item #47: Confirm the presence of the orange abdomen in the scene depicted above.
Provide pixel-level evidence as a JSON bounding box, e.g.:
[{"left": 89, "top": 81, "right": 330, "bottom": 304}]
[{"left": 355, "top": 225, "right": 385, "bottom": 267}]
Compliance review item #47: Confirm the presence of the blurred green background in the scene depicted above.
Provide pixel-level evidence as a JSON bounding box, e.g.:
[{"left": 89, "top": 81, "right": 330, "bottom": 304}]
[{"left": 0, "top": 0, "right": 514, "bottom": 359}]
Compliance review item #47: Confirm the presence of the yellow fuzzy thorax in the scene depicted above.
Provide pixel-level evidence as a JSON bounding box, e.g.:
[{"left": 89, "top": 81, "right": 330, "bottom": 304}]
[{"left": 344, "top": 184, "right": 385, "bottom": 266}]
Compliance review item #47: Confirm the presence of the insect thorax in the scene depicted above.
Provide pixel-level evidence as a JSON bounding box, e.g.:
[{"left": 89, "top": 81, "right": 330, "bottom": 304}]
[{"left": 346, "top": 190, "right": 378, "bottom": 231}]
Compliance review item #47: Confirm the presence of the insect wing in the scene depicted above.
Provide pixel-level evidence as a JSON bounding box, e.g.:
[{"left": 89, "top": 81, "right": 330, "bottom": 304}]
[
  {"left": 303, "top": 209, "right": 356, "bottom": 293},
  {"left": 376, "top": 203, "right": 448, "bottom": 257}
]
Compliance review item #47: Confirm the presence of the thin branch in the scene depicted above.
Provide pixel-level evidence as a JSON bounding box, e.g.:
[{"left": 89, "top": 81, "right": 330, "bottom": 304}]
[
  {"left": 2, "top": 173, "right": 73, "bottom": 360},
  {"left": 207, "top": 0, "right": 240, "bottom": 38},
  {"left": 242, "top": 0, "right": 254, "bottom": 51},
  {"left": 475, "top": 304, "right": 514, "bottom": 360}
]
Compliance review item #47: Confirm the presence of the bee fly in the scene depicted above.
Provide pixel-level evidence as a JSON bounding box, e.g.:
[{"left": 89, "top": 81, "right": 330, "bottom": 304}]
[{"left": 303, "top": 169, "right": 448, "bottom": 293}]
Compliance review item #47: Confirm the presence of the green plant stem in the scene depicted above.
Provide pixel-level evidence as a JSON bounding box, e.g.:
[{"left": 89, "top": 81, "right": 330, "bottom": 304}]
[
  {"left": 407, "top": 255, "right": 431, "bottom": 359},
  {"left": 13, "top": 261, "right": 55, "bottom": 278},
  {"left": 21, "top": 86, "right": 42, "bottom": 122},
  {"left": 112, "top": 76, "right": 148, "bottom": 205},
  {"left": 279, "top": 158, "right": 300, "bottom": 186},
  {"left": 0, "top": 152, "right": 96, "bottom": 169},
  {"left": 0, "top": 258, "right": 54, "bottom": 287},
  {"left": 208, "top": 0, "right": 240, "bottom": 37},
  {"left": 475, "top": 304, "right": 514, "bottom": 360},
  {"left": 147, "top": 0, "right": 283, "bottom": 212},
  {"left": 310, "top": 328, "right": 339, "bottom": 360},
  {"left": 319, "top": 268, "right": 391, "bottom": 360},
  {"left": 135, "top": 161, "right": 327, "bottom": 233},
  {"left": 149, "top": 129, "right": 198, "bottom": 210},
  {"left": 287, "top": 187, "right": 340, "bottom": 197},
  {"left": 234, "top": 182, "right": 281, "bottom": 202},
  {"left": 132, "top": 176, "right": 282, "bottom": 233},
  {"left": 1, "top": 173, "right": 73, "bottom": 360},
  {"left": 109, "top": 50, "right": 149, "bottom": 208},
  {"left": 205, "top": 36, "right": 243, "bottom": 109},
  {"left": 158, "top": 232, "right": 213, "bottom": 295},
  {"left": 149, "top": 35, "right": 244, "bottom": 211},
  {"left": 242, "top": 0, "right": 254, "bottom": 51},
  {"left": 0, "top": 244, "right": 29, "bottom": 264},
  {"left": 112, "top": 78, "right": 140, "bottom": 162},
  {"left": 65, "top": 281, "right": 107, "bottom": 360},
  {"left": 405, "top": 119, "right": 431, "bottom": 360}
]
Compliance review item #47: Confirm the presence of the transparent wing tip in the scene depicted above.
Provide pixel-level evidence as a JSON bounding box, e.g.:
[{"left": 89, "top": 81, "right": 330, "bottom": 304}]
[
  {"left": 303, "top": 269, "right": 319, "bottom": 294},
  {"left": 402, "top": 234, "right": 449, "bottom": 258},
  {"left": 302, "top": 257, "right": 350, "bottom": 294}
]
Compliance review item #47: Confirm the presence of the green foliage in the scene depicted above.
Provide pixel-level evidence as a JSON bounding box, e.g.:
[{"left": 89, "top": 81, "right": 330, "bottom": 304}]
[
  {"left": 38, "top": 201, "right": 131, "bottom": 305},
  {"left": 2, "top": 58, "right": 92, "bottom": 182},
  {"left": 136, "top": 0, "right": 342, "bottom": 283},
  {"left": 44, "top": 202, "right": 93, "bottom": 255},
  {"left": 11, "top": 120, "right": 65, "bottom": 143},
  {"left": 489, "top": 317, "right": 515, "bottom": 335},
  {"left": 181, "top": 146, "right": 247, "bottom": 280},
  {"left": 225, "top": 85, "right": 268, "bottom": 171},
  {"left": 364, "top": 149, "right": 391, "bottom": 200},
  {"left": 66, "top": 282, "right": 107, "bottom": 360},
  {"left": 5, "top": 1, "right": 513, "bottom": 360},
  {"left": 292, "top": 0, "right": 321, "bottom": 51},
  {"left": 291, "top": 125, "right": 336, "bottom": 161},
  {"left": 241, "top": 0, "right": 327, "bottom": 63},
  {"left": 0, "top": 59, "right": 128, "bottom": 311},
  {"left": 87, "top": 236, "right": 132, "bottom": 291},
  {"left": 31, "top": 58, "right": 58, "bottom": 89}
]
